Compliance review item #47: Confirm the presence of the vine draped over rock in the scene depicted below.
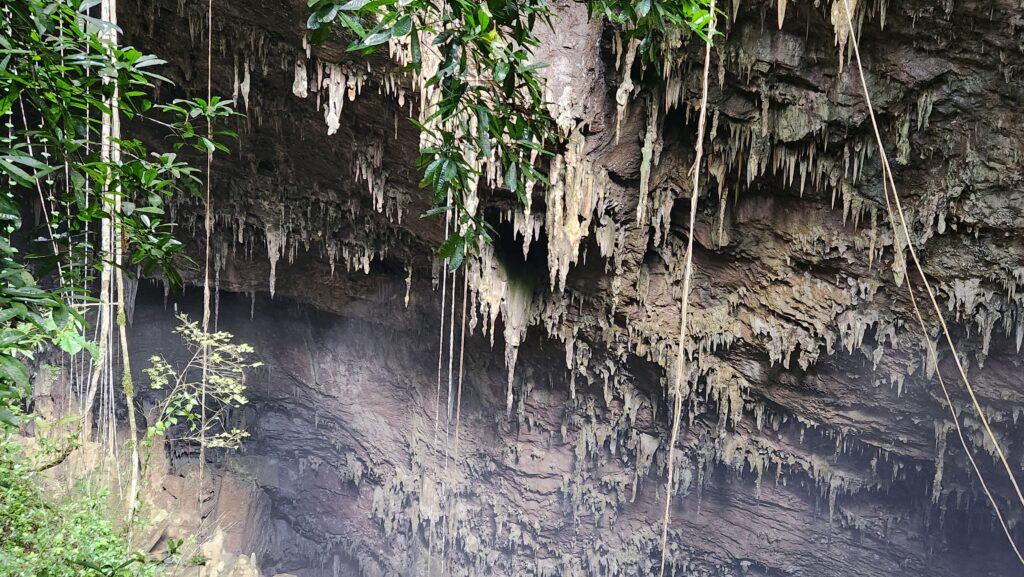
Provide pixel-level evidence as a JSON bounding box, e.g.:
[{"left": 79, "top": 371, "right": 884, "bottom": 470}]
[{"left": 307, "top": 0, "right": 717, "bottom": 267}]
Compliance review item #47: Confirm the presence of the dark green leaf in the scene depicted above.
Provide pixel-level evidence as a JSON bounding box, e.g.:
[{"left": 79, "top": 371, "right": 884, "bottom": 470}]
[{"left": 392, "top": 15, "right": 413, "bottom": 37}]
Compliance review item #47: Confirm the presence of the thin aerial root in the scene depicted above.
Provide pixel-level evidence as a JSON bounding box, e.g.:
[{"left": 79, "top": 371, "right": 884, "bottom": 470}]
[
  {"left": 453, "top": 271, "right": 468, "bottom": 462},
  {"left": 198, "top": 0, "right": 216, "bottom": 518},
  {"left": 658, "top": 3, "right": 716, "bottom": 576},
  {"left": 839, "top": 0, "right": 1024, "bottom": 562}
]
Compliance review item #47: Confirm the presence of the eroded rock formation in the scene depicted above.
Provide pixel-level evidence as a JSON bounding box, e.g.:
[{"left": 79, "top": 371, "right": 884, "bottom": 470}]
[{"left": 120, "top": 0, "right": 1024, "bottom": 575}]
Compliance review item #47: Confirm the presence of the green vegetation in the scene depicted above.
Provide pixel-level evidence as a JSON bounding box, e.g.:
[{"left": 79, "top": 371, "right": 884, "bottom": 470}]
[
  {"left": 1, "top": 436, "right": 132, "bottom": 577},
  {"left": 0, "top": 314, "right": 257, "bottom": 576},
  {"left": 0, "top": 0, "right": 236, "bottom": 424},
  {"left": 306, "top": 0, "right": 716, "bottom": 268},
  {"left": 1, "top": 0, "right": 248, "bottom": 574},
  {"left": 588, "top": 0, "right": 717, "bottom": 62},
  {"left": 0, "top": 430, "right": 200, "bottom": 576},
  {"left": 145, "top": 314, "right": 261, "bottom": 451}
]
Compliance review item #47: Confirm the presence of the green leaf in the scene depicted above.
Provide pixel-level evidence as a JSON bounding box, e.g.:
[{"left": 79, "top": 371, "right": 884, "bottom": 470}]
[
  {"left": 392, "top": 15, "right": 413, "bottom": 37},
  {"left": 504, "top": 161, "right": 518, "bottom": 194},
  {"left": 477, "top": 5, "right": 492, "bottom": 31},
  {"left": 437, "top": 233, "right": 463, "bottom": 259},
  {"left": 337, "top": 12, "right": 366, "bottom": 36},
  {"left": 409, "top": 24, "right": 422, "bottom": 69},
  {"left": 448, "top": 240, "right": 465, "bottom": 271},
  {"left": 0, "top": 355, "right": 29, "bottom": 388},
  {"left": 55, "top": 327, "right": 88, "bottom": 355},
  {"left": 0, "top": 195, "right": 22, "bottom": 227},
  {"left": 361, "top": 29, "right": 393, "bottom": 47},
  {"left": 338, "top": 0, "right": 374, "bottom": 9},
  {"left": 421, "top": 205, "right": 453, "bottom": 218},
  {"left": 476, "top": 107, "right": 491, "bottom": 157},
  {"left": 494, "top": 60, "right": 509, "bottom": 83},
  {"left": 0, "top": 87, "right": 22, "bottom": 116},
  {"left": 0, "top": 159, "right": 36, "bottom": 187}
]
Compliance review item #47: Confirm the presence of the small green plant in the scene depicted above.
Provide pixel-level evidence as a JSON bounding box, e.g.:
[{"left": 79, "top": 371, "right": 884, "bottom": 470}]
[
  {"left": 145, "top": 315, "right": 261, "bottom": 450},
  {"left": 0, "top": 432, "right": 198, "bottom": 576},
  {"left": 156, "top": 96, "right": 241, "bottom": 155}
]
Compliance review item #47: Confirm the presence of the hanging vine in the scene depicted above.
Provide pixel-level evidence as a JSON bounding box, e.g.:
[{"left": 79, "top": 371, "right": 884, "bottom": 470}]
[
  {"left": 657, "top": 1, "right": 716, "bottom": 574},
  {"left": 837, "top": 0, "right": 1024, "bottom": 562},
  {"left": 307, "top": 0, "right": 716, "bottom": 266}
]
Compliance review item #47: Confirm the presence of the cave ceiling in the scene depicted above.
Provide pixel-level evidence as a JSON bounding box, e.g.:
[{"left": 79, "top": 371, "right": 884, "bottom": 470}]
[{"left": 122, "top": 0, "right": 1024, "bottom": 575}]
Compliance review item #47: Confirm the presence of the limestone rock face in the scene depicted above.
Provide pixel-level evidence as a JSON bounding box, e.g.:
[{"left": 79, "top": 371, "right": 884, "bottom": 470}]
[
  {"left": 123, "top": 0, "right": 1024, "bottom": 576},
  {"left": 202, "top": 529, "right": 264, "bottom": 577}
]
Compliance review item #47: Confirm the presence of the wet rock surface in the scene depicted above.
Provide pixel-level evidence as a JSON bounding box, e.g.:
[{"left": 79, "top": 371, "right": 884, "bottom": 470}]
[{"left": 123, "top": 0, "right": 1024, "bottom": 575}]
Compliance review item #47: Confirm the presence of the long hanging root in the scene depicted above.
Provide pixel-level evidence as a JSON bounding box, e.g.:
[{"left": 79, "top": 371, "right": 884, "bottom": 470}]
[
  {"left": 453, "top": 271, "right": 468, "bottom": 462},
  {"left": 198, "top": 0, "right": 215, "bottom": 524},
  {"left": 902, "top": 233, "right": 1024, "bottom": 565},
  {"left": 427, "top": 196, "right": 453, "bottom": 577},
  {"left": 110, "top": 74, "right": 140, "bottom": 520},
  {"left": 438, "top": 266, "right": 462, "bottom": 577},
  {"left": 839, "top": 0, "right": 1024, "bottom": 562},
  {"left": 81, "top": 0, "right": 118, "bottom": 443},
  {"left": 102, "top": 0, "right": 140, "bottom": 519},
  {"left": 116, "top": 261, "right": 140, "bottom": 523},
  {"left": 438, "top": 270, "right": 469, "bottom": 577},
  {"left": 658, "top": 3, "right": 717, "bottom": 575}
]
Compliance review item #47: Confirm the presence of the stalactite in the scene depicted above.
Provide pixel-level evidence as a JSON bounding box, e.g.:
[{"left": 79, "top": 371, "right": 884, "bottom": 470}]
[
  {"left": 544, "top": 131, "right": 608, "bottom": 292},
  {"left": 265, "top": 225, "right": 285, "bottom": 297},
  {"left": 932, "top": 421, "right": 952, "bottom": 503},
  {"left": 467, "top": 247, "right": 536, "bottom": 414},
  {"left": 614, "top": 39, "right": 639, "bottom": 144},
  {"left": 831, "top": 0, "right": 861, "bottom": 73},
  {"left": 323, "top": 63, "right": 347, "bottom": 135},
  {"left": 293, "top": 57, "right": 309, "bottom": 98},
  {"left": 637, "top": 95, "right": 660, "bottom": 228}
]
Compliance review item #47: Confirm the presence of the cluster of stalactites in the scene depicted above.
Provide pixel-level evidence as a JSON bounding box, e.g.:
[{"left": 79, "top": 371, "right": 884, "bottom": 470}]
[
  {"left": 465, "top": 246, "right": 537, "bottom": 409},
  {"left": 545, "top": 131, "right": 610, "bottom": 292},
  {"left": 169, "top": 188, "right": 397, "bottom": 298},
  {"left": 555, "top": 346, "right": 922, "bottom": 538},
  {"left": 290, "top": 35, "right": 415, "bottom": 136}
]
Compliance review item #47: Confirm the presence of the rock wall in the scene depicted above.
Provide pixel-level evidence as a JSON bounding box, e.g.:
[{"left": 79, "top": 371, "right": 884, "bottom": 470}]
[{"left": 122, "top": 0, "right": 1024, "bottom": 576}]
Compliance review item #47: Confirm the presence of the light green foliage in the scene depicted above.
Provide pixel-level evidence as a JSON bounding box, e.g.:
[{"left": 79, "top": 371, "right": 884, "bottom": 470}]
[
  {"left": 586, "top": 0, "right": 719, "bottom": 63},
  {"left": 0, "top": 246, "right": 92, "bottom": 425},
  {"left": 1, "top": 1, "right": 246, "bottom": 573},
  {"left": 0, "top": 432, "right": 196, "bottom": 576},
  {"left": 157, "top": 97, "right": 241, "bottom": 155},
  {"left": 145, "top": 315, "right": 261, "bottom": 450},
  {"left": 0, "top": 0, "right": 238, "bottom": 426},
  {"left": 306, "top": 0, "right": 716, "bottom": 268}
]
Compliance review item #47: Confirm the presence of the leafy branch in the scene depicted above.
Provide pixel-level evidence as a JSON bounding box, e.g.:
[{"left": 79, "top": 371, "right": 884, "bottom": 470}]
[
  {"left": 587, "top": 0, "right": 719, "bottom": 64},
  {"left": 0, "top": 0, "right": 240, "bottom": 426},
  {"left": 145, "top": 314, "right": 261, "bottom": 451},
  {"left": 307, "top": 0, "right": 717, "bottom": 269},
  {"left": 308, "top": 0, "right": 557, "bottom": 268}
]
